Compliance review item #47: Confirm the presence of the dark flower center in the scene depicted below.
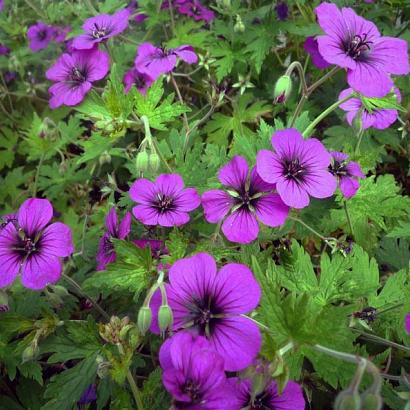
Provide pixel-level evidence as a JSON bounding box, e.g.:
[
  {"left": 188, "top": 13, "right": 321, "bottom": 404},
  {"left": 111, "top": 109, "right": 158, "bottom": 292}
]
[
  {"left": 329, "top": 160, "right": 348, "bottom": 177},
  {"left": 153, "top": 193, "right": 175, "bottom": 213},
  {"left": 134, "top": 74, "right": 147, "bottom": 89},
  {"left": 182, "top": 379, "right": 202, "bottom": 403},
  {"left": 345, "top": 33, "right": 373, "bottom": 60},
  {"left": 92, "top": 23, "right": 108, "bottom": 39},
  {"left": 283, "top": 158, "right": 306, "bottom": 182},
  {"left": 70, "top": 67, "right": 86, "bottom": 83},
  {"left": 186, "top": 293, "right": 223, "bottom": 337},
  {"left": 249, "top": 390, "right": 273, "bottom": 410},
  {"left": 14, "top": 233, "right": 39, "bottom": 258},
  {"left": 103, "top": 236, "right": 114, "bottom": 254},
  {"left": 37, "top": 30, "right": 48, "bottom": 41}
]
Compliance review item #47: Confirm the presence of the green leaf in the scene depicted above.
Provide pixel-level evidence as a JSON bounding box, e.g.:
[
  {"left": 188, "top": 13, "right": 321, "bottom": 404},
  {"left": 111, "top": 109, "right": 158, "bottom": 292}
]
[
  {"left": 134, "top": 79, "right": 190, "bottom": 130},
  {"left": 42, "top": 354, "right": 98, "bottom": 410},
  {"left": 141, "top": 368, "right": 171, "bottom": 410},
  {"left": 166, "top": 20, "right": 211, "bottom": 49},
  {"left": 360, "top": 90, "right": 405, "bottom": 113},
  {"left": 387, "top": 219, "right": 410, "bottom": 240},
  {"left": 0, "top": 127, "right": 17, "bottom": 170},
  {"left": 211, "top": 41, "right": 235, "bottom": 82},
  {"left": 376, "top": 237, "right": 410, "bottom": 271},
  {"left": 83, "top": 240, "right": 152, "bottom": 297}
]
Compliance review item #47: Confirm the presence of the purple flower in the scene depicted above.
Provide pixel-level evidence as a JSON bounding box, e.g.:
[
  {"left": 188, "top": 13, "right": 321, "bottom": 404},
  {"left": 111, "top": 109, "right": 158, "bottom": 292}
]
[
  {"left": 159, "top": 332, "right": 238, "bottom": 409},
  {"left": 176, "top": 0, "right": 215, "bottom": 23},
  {"left": 150, "top": 252, "right": 261, "bottom": 371},
  {"left": 229, "top": 378, "right": 305, "bottom": 410},
  {"left": 77, "top": 384, "right": 97, "bottom": 407},
  {"left": 52, "top": 26, "right": 71, "bottom": 43},
  {"left": 405, "top": 313, "right": 410, "bottom": 334},
  {"left": 133, "top": 239, "right": 167, "bottom": 259},
  {"left": 123, "top": 68, "right": 154, "bottom": 94},
  {"left": 135, "top": 42, "right": 198, "bottom": 80},
  {"left": 315, "top": 2, "right": 410, "bottom": 97},
  {"left": 27, "top": 22, "right": 54, "bottom": 51},
  {"left": 127, "top": 1, "right": 147, "bottom": 23},
  {"left": 202, "top": 156, "right": 289, "bottom": 244},
  {"left": 46, "top": 48, "right": 110, "bottom": 109},
  {"left": 256, "top": 128, "right": 337, "bottom": 209},
  {"left": 72, "top": 9, "right": 129, "bottom": 50},
  {"left": 4, "top": 71, "right": 16, "bottom": 84},
  {"left": 0, "top": 198, "right": 74, "bottom": 290},
  {"left": 0, "top": 0, "right": 4, "bottom": 11},
  {"left": 329, "top": 152, "right": 365, "bottom": 199},
  {"left": 275, "top": 1, "right": 289, "bottom": 21},
  {"left": 129, "top": 174, "right": 200, "bottom": 227},
  {"left": 0, "top": 44, "right": 10, "bottom": 56},
  {"left": 338, "top": 87, "right": 401, "bottom": 130},
  {"left": 303, "top": 37, "right": 330, "bottom": 70},
  {"left": 96, "top": 208, "right": 131, "bottom": 271}
]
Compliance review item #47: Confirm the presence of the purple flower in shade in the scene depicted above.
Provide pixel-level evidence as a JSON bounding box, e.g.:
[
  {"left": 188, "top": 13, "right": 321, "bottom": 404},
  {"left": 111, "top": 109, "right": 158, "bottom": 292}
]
[
  {"left": 0, "top": 198, "right": 74, "bottom": 290},
  {"left": 27, "top": 22, "right": 54, "bottom": 51},
  {"left": 134, "top": 42, "right": 198, "bottom": 81},
  {"left": 315, "top": 2, "right": 410, "bottom": 98},
  {"left": 129, "top": 174, "right": 200, "bottom": 227},
  {"left": 303, "top": 37, "right": 330, "bottom": 70},
  {"left": 176, "top": 0, "right": 215, "bottom": 23},
  {"left": 123, "top": 68, "right": 154, "bottom": 95},
  {"left": 256, "top": 128, "right": 337, "bottom": 209},
  {"left": 202, "top": 156, "right": 289, "bottom": 244},
  {"left": 96, "top": 208, "right": 131, "bottom": 271},
  {"left": 159, "top": 332, "right": 238, "bottom": 409},
  {"left": 46, "top": 48, "right": 109, "bottom": 109},
  {"left": 338, "top": 87, "right": 401, "bottom": 130},
  {"left": 133, "top": 239, "right": 167, "bottom": 259},
  {"left": 52, "top": 26, "right": 71, "bottom": 43},
  {"left": 329, "top": 152, "right": 365, "bottom": 199},
  {"left": 405, "top": 313, "right": 410, "bottom": 334},
  {"left": 275, "top": 1, "right": 289, "bottom": 21},
  {"left": 126, "top": 1, "right": 147, "bottom": 23},
  {"left": 4, "top": 71, "right": 16, "bottom": 84},
  {"left": 0, "top": 44, "right": 10, "bottom": 56},
  {"left": 77, "top": 384, "right": 97, "bottom": 407},
  {"left": 229, "top": 378, "right": 305, "bottom": 410},
  {"left": 72, "top": 9, "right": 129, "bottom": 50},
  {"left": 150, "top": 253, "right": 262, "bottom": 371},
  {"left": 0, "top": 0, "right": 3, "bottom": 11}
]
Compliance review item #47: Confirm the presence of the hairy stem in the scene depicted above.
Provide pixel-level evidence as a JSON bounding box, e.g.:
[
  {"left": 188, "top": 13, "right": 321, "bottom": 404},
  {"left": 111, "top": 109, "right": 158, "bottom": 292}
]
[
  {"left": 32, "top": 154, "right": 45, "bottom": 197},
  {"left": 170, "top": 73, "right": 190, "bottom": 134},
  {"left": 352, "top": 328, "right": 410, "bottom": 354},
  {"left": 343, "top": 201, "right": 354, "bottom": 237}
]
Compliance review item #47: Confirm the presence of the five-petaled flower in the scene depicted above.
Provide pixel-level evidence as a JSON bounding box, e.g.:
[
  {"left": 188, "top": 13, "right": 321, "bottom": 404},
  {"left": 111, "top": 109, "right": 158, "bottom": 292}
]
[
  {"left": 176, "top": 0, "right": 215, "bottom": 23},
  {"left": 0, "top": 198, "right": 74, "bottom": 290},
  {"left": 150, "top": 252, "right": 261, "bottom": 371},
  {"left": 159, "top": 332, "right": 238, "bottom": 409},
  {"left": 202, "top": 155, "right": 289, "bottom": 244},
  {"left": 315, "top": 2, "right": 410, "bottom": 97},
  {"left": 329, "top": 152, "right": 365, "bottom": 199},
  {"left": 72, "top": 9, "right": 129, "bottom": 50},
  {"left": 96, "top": 208, "right": 131, "bottom": 271},
  {"left": 338, "top": 87, "right": 401, "bottom": 130},
  {"left": 27, "top": 21, "right": 54, "bottom": 51},
  {"left": 129, "top": 174, "right": 200, "bottom": 227},
  {"left": 256, "top": 128, "right": 337, "bottom": 209},
  {"left": 135, "top": 42, "right": 198, "bottom": 80},
  {"left": 46, "top": 48, "right": 110, "bottom": 108}
]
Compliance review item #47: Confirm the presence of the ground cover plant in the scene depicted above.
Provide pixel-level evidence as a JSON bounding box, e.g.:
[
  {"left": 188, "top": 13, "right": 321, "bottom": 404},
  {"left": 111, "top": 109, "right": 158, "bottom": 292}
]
[{"left": 0, "top": 0, "right": 410, "bottom": 409}]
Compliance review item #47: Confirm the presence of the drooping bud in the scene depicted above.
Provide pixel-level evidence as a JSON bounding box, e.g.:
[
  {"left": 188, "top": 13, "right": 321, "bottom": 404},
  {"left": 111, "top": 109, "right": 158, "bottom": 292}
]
[
  {"left": 158, "top": 304, "right": 173, "bottom": 334},
  {"left": 361, "top": 392, "right": 382, "bottom": 410},
  {"left": 136, "top": 150, "right": 149, "bottom": 173},
  {"left": 22, "top": 343, "right": 39, "bottom": 363},
  {"left": 99, "top": 150, "right": 111, "bottom": 166},
  {"left": 334, "top": 390, "right": 361, "bottom": 410},
  {"left": 149, "top": 152, "right": 161, "bottom": 172},
  {"left": 234, "top": 15, "right": 245, "bottom": 33},
  {"left": 274, "top": 75, "right": 292, "bottom": 104},
  {"left": 137, "top": 306, "right": 152, "bottom": 336}
]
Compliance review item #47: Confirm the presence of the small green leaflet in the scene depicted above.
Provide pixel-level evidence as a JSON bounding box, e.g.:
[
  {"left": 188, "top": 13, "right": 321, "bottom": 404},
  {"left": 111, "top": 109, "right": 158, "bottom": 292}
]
[{"left": 359, "top": 90, "right": 405, "bottom": 113}]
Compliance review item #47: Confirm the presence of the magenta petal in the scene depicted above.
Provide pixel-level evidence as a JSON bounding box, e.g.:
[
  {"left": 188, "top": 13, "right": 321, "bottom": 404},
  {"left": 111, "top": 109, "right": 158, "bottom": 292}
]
[
  {"left": 129, "top": 178, "right": 156, "bottom": 204},
  {"left": 202, "top": 190, "right": 234, "bottom": 223},
  {"left": 304, "top": 36, "right": 331, "bottom": 69},
  {"left": 49, "top": 81, "right": 92, "bottom": 108},
  {"left": 211, "top": 316, "right": 261, "bottom": 371},
  {"left": 118, "top": 212, "right": 131, "bottom": 239},
  {"left": 250, "top": 167, "right": 276, "bottom": 192},
  {"left": 157, "top": 210, "right": 190, "bottom": 227},
  {"left": 0, "top": 223, "right": 20, "bottom": 287},
  {"left": 370, "top": 108, "right": 399, "bottom": 130},
  {"left": 79, "top": 50, "right": 110, "bottom": 82},
  {"left": 267, "top": 380, "right": 305, "bottom": 410},
  {"left": 303, "top": 171, "right": 337, "bottom": 199},
  {"left": 316, "top": 35, "right": 355, "bottom": 69},
  {"left": 40, "top": 222, "right": 74, "bottom": 257},
  {"left": 174, "top": 188, "right": 200, "bottom": 212},
  {"left": 347, "top": 161, "right": 365, "bottom": 178},
  {"left": 276, "top": 179, "right": 310, "bottom": 209},
  {"left": 71, "top": 34, "right": 96, "bottom": 50},
  {"left": 339, "top": 176, "right": 360, "bottom": 198},
  {"left": 271, "top": 128, "right": 303, "bottom": 157},
  {"left": 155, "top": 174, "right": 184, "bottom": 196},
  {"left": 256, "top": 150, "right": 283, "bottom": 185},
  {"left": 173, "top": 45, "right": 198, "bottom": 64},
  {"left": 347, "top": 65, "right": 393, "bottom": 98},
  {"left": 222, "top": 209, "right": 259, "bottom": 244},
  {"left": 21, "top": 254, "right": 62, "bottom": 290},
  {"left": 254, "top": 193, "right": 289, "bottom": 227},
  {"left": 46, "top": 53, "right": 74, "bottom": 81},
  {"left": 218, "top": 156, "right": 249, "bottom": 190},
  {"left": 105, "top": 208, "right": 118, "bottom": 236},
  {"left": 405, "top": 313, "right": 410, "bottom": 334},
  {"left": 214, "top": 263, "right": 261, "bottom": 314},
  {"left": 371, "top": 37, "right": 410, "bottom": 75},
  {"left": 18, "top": 198, "right": 53, "bottom": 237},
  {"left": 132, "top": 205, "right": 159, "bottom": 226}
]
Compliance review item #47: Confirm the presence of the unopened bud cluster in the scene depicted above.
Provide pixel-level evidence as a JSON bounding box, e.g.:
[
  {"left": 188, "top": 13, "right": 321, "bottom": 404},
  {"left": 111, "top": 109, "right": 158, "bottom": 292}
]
[{"left": 99, "top": 316, "right": 136, "bottom": 345}]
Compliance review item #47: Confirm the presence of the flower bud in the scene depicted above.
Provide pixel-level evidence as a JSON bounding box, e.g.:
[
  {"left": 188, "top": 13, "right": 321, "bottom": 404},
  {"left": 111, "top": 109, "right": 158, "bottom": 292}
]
[
  {"left": 273, "top": 75, "right": 292, "bottom": 104},
  {"left": 334, "top": 390, "right": 361, "bottom": 410},
  {"left": 234, "top": 15, "right": 245, "bottom": 33},
  {"left": 158, "top": 304, "right": 173, "bottom": 334},
  {"left": 99, "top": 150, "right": 111, "bottom": 166},
  {"left": 137, "top": 306, "right": 152, "bottom": 335},
  {"left": 149, "top": 152, "right": 161, "bottom": 172},
  {"left": 136, "top": 150, "right": 149, "bottom": 173},
  {"left": 22, "top": 344, "right": 39, "bottom": 363},
  {"left": 361, "top": 392, "right": 382, "bottom": 410}
]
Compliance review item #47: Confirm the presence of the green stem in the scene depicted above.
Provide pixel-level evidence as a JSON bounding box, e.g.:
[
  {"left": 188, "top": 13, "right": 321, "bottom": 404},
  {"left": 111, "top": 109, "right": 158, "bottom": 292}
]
[
  {"left": 32, "top": 154, "right": 45, "bottom": 197},
  {"left": 167, "top": 0, "right": 176, "bottom": 35},
  {"left": 62, "top": 273, "right": 109, "bottom": 320},
  {"left": 285, "top": 61, "right": 308, "bottom": 95},
  {"left": 302, "top": 94, "right": 353, "bottom": 138},
  {"left": 170, "top": 73, "right": 190, "bottom": 134},
  {"left": 343, "top": 201, "right": 354, "bottom": 237},
  {"left": 352, "top": 328, "right": 410, "bottom": 354},
  {"left": 117, "top": 344, "right": 145, "bottom": 410},
  {"left": 278, "top": 341, "right": 294, "bottom": 356},
  {"left": 355, "top": 129, "right": 365, "bottom": 155},
  {"left": 240, "top": 314, "right": 273, "bottom": 334},
  {"left": 24, "top": 0, "right": 47, "bottom": 18}
]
